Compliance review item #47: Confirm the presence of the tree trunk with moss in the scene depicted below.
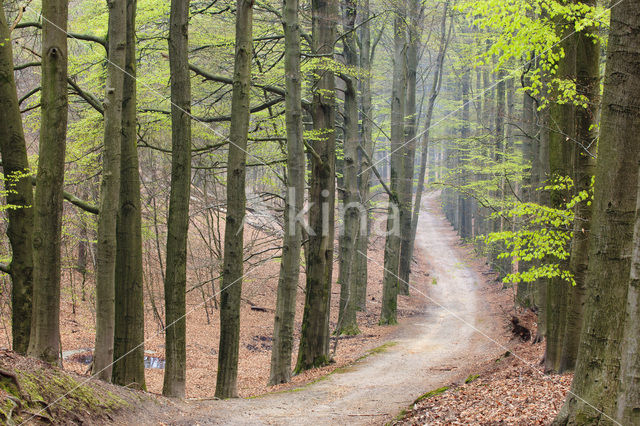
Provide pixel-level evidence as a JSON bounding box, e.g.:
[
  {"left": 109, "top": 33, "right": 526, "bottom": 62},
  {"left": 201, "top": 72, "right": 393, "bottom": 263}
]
[
  {"left": 554, "top": 2, "right": 640, "bottom": 422},
  {"left": 0, "top": 5, "right": 35, "bottom": 355},
  {"left": 162, "top": 0, "right": 191, "bottom": 398},
  {"left": 380, "top": 4, "right": 406, "bottom": 326},
  {"left": 27, "top": 0, "right": 68, "bottom": 364},
  {"left": 112, "top": 0, "right": 145, "bottom": 390},
  {"left": 295, "top": 0, "right": 337, "bottom": 372},
  {"left": 93, "top": 0, "right": 126, "bottom": 382},
  {"left": 215, "top": 0, "right": 253, "bottom": 399}
]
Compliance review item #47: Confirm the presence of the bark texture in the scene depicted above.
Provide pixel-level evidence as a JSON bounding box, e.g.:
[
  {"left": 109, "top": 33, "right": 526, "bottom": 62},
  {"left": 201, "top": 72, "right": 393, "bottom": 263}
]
[
  {"left": 163, "top": 0, "right": 191, "bottom": 398},
  {"left": 113, "top": 0, "right": 146, "bottom": 389},
  {"left": 269, "top": 0, "right": 304, "bottom": 385},
  {"left": 353, "top": 0, "right": 373, "bottom": 311},
  {"left": 555, "top": 2, "right": 640, "bottom": 422},
  {"left": 559, "top": 0, "right": 598, "bottom": 373},
  {"left": 28, "top": 0, "right": 68, "bottom": 364},
  {"left": 295, "top": 0, "right": 337, "bottom": 372},
  {"left": 336, "top": 0, "right": 361, "bottom": 336},
  {"left": 94, "top": 0, "right": 126, "bottom": 381},
  {"left": 0, "top": 5, "right": 34, "bottom": 355},
  {"left": 380, "top": 4, "right": 406, "bottom": 326},
  {"left": 216, "top": 0, "right": 253, "bottom": 398}
]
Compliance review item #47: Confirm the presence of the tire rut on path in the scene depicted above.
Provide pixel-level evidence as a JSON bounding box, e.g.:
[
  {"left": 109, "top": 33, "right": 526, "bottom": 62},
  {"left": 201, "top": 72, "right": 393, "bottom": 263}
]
[{"left": 164, "top": 193, "right": 506, "bottom": 425}]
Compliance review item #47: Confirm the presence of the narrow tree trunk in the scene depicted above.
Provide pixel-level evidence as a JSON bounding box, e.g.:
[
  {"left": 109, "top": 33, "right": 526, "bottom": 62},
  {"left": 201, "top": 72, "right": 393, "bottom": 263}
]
[
  {"left": 409, "top": 1, "right": 449, "bottom": 265},
  {"left": 295, "top": 0, "right": 338, "bottom": 372},
  {"left": 27, "top": 0, "right": 68, "bottom": 364},
  {"left": 163, "top": 0, "right": 191, "bottom": 398},
  {"left": 558, "top": 0, "right": 598, "bottom": 373},
  {"left": 458, "top": 69, "right": 471, "bottom": 241},
  {"left": 215, "top": 0, "right": 253, "bottom": 399},
  {"left": 534, "top": 102, "right": 550, "bottom": 343},
  {"left": 336, "top": 0, "right": 361, "bottom": 336},
  {"left": 517, "top": 61, "right": 537, "bottom": 308},
  {"left": 397, "top": 0, "right": 421, "bottom": 293},
  {"left": 353, "top": 0, "right": 374, "bottom": 311},
  {"left": 269, "top": 0, "right": 304, "bottom": 385},
  {"left": 0, "top": 6, "right": 35, "bottom": 355},
  {"left": 380, "top": 5, "right": 406, "bottom": 326},
  {"left": 93, "top": 0, "right": 127, "bottom": 382},
  {"left": 555, "top": 2, "right": 640, "bottom": 421},
  {"left": 113, "top": 0, "right": 146, "bottom": 389}
]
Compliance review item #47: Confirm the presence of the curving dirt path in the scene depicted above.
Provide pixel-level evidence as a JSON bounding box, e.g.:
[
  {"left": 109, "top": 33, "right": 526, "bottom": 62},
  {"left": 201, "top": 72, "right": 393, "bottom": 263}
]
[{"left": 149, "top": 193, "right": 506, "bottom": 425}]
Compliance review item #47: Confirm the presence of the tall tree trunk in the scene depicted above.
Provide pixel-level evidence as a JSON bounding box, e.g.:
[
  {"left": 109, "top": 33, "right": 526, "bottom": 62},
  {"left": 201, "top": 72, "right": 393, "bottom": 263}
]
[
  {"left": 27, "top": 0, "right": 68, "bottom": 364},
  {"left": 397, "top": 0, "right": 420, "bottom": 293},
  {"left": 354, "top": 0, "right": 373, "bottom": 311},
  {"left": 295, "top": 0, "right": 337, "bottom": 372},
  {"left": 409, "top": 0, "right": 449, "bottom": 266},
  {"left": 534, "top": 102, "right": 550, "bottom": 343},
  {"left": 336, "top": 0, "right": 360, "bottom": 336},
  {"left": 555, "top": 2, "right": 640, "bottom": 422},
  {"left": 558, "top": 0, "right": 598, "bottom": 373},
  {"left": 215, "top": 0, "right": 253, "bottom": 399},
  {"left": 163, "top": 0, "right": 191, "bottom": 398},
  {"left": 93, "top": 0, "right": 127, "bottom": 382},
  {"left": 380, "top": 3, "right": 406, "bottom": 326},
  {"left": 517, "top": 61, "right": 537, "bottom": 308},
  {"left": 0, "top": 5, "right": 35, "bottom": 355},
  {"left": 269, "top": 0, "right": 304, "bottom": 385},
  {"left": 113, "top": 0, "right": 146, "bottom": 389},
  {"left": 617, "top": 156, "right": 640, "bottom": 425},
  {"left": 458, "top": 68, "right": 471, "bottom": 240},
  {"left": 545, "top": 25, "right": 576, "bottom": 374}
]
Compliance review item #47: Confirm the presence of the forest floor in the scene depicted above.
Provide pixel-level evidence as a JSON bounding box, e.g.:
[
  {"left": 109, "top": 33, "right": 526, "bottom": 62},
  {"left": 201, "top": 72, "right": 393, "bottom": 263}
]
[
  {"left": 0, "top": 192, "right": 572, "bottom": 424},
  {"left": 112, "top": 191, "right": 566, "bottom": 424}
]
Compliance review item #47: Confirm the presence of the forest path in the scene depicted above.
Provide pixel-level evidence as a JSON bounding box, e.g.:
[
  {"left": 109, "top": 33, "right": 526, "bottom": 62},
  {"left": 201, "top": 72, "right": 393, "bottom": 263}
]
[{"left": 163, "top": 192, "right": 505, "bottom": 425}]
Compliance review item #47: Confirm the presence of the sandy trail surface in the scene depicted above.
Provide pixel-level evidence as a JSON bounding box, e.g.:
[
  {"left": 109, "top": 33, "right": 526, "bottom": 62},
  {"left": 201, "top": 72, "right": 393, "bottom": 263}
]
[{"left": 146, "top": 193, "right": 507, "bottom": 425}]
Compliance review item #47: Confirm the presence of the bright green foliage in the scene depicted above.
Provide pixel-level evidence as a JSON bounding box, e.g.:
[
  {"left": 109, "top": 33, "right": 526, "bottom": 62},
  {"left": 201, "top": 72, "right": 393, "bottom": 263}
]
[
  {"left": 483, "top": 176, "right": 593, "bottom": 286},
  {"left": 0, "top": 170, "right": 33, "bottom": 213},
  {"left": 458, "top": 0, "right": 607, "bottom": 106}
]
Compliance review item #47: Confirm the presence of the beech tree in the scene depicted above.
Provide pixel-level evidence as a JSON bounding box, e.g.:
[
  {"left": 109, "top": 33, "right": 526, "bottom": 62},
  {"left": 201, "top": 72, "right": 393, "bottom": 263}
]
[
  {"left": 27, "top": 0, "right": 69, "bottom": 364},
  {"left": 163, "top": 0, "right": 191, "bottom": 398},
  {"left": 112, "top": 0, "right": 146, "bottom": 389},
  {"left": 555, "top": 0, "right": 640, "bottom": 422},
  {"left": 0, "top": 3, "right": 35, "bottom": 355},
  {"left": 379, "top": 0, "right": 406, "bottom": 326},
  {"left": 269, "top": 0, "right": 305, "bottom": 385},
  {"left": 94, "top": 0, "right": 127, "bottom": 381},
  {"left": 216, "top": 0, "right": 253, "bottom": 398},
  {"left": 295, "top": 0, "right": 338, "bottom": 372}
]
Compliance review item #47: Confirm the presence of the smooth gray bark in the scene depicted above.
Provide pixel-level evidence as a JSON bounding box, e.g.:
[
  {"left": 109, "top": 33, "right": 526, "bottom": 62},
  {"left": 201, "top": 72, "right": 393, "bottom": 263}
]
[{"left": 94, "top": 0, "right": 127, "bottom": 381}]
